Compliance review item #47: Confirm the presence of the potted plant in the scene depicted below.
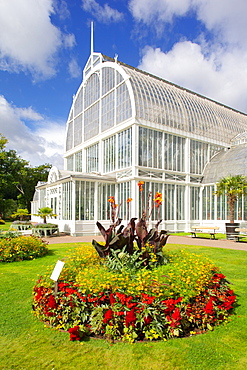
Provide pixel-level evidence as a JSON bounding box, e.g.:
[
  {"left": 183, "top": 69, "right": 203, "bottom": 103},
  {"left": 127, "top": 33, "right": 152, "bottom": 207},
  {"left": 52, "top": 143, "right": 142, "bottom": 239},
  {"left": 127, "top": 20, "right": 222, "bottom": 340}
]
[{"left": 215, "top": 175, "right": 247, "bottom": 239}]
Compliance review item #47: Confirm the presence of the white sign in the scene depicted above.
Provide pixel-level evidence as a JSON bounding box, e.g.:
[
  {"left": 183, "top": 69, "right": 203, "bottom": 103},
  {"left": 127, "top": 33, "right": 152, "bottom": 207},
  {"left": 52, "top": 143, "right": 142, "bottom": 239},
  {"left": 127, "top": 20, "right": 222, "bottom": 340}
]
[{"left": 50, "top": 260, "right": 65, "bottom": 281}]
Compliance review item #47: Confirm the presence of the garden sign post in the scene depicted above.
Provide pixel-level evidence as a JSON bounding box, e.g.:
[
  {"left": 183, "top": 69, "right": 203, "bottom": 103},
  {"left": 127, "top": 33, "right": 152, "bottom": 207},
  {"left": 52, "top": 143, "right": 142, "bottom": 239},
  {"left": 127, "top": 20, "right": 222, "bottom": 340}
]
[{"left": 50, "top": 260, "right": 65, "bottom": 296}]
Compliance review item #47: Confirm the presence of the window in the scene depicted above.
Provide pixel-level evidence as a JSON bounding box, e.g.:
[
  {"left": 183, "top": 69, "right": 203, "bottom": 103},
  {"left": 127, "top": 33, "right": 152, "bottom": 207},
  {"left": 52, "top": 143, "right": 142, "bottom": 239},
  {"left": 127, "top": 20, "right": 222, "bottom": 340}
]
[
  {"left": 86, "top": 143, "right": 99, "bottom": 172},
  {"left": 66, "top": 121, "right": 73, "bottom": 151},
  {"left": 202, "top": 185, "right": 215, "bottom": 220},
  {"left": 67, "top": 155, "right": 74, "bottom": 171},
  {"left": 190, "top": 140, "right": 208, "bottom": 174},
  {"left": 164, "top": 184, "right": 175, "bottom": 220},
  {"left": 138, "top": 181, "right": 162, "bottom": 220},
  {"left": 102, "top": 91, "right": 115, "bottom": 131},
  {"left": 75, "top": 181, "right": 95, "bottom": 220},
  {"left": 104, "top": 136, "right": 116, "bottom": 173},
  {"left": 164, "top": 134, "right": 185, "bottom": 172},
  {"left": 116, "top": 83, "right": 132, "bottom": 124},
  {"left": 98, "top": 183, "right": 115, "bottom": 220},
  {"left": 62, "top": 182, "right": 72, "bottom": 220},
  {"left": 176, "top": 185, "right": 185, "bottom": 220},
  {"left": 84, "top": 102, "right": 99, "bottom": 141},
  {"left": 75, "top": 151, "right": 82, "bottom": 172},
  {"left": 74, "top": 89, "right": 83, "bottom": 116},
  {"left": 84, "top": 73, "right": 100, "bottom": 109},
  {"left": 102, "top": 67, "right": 115, "bottom": 95},
  {"left": 74, "top": 115, "right": 82, "bottom": 146},
  {"left": 190, "top": 186, "right": 200, "bottom": 220},
  {"left": 118, "top": 128, "right": 132, "bottom": 169},
  {"left": 139, "top": 127, "right": 162, "bottom": 169},
  {"left": 118, "top": 182, "right": 131, "bottom": 219},
  {"left": 40, "top": 189, "right": 46, "bottom": 208}
]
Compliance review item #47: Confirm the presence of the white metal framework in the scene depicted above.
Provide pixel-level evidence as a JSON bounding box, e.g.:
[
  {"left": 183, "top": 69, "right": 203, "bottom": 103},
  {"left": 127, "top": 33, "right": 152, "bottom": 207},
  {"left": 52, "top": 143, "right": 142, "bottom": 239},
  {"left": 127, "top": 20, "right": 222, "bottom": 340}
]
[{"left": 31, "top": 52, "right": 247, "bottom": 235}]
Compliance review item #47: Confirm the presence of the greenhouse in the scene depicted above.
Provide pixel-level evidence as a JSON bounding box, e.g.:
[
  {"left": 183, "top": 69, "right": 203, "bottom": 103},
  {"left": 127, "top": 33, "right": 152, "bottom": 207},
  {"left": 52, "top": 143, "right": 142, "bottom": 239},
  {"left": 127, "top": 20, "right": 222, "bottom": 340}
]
[{"left": 31, "top": 50, "right": 247, "bottom": 235}]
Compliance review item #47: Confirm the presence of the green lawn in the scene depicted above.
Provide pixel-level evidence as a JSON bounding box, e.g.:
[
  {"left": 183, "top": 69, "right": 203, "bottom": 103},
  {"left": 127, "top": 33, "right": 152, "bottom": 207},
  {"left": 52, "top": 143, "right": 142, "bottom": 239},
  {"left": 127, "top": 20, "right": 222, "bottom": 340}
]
[
  {"left": 0, "top": 241, "right": 247, "bottom": 370},
  {"left": 0, "top": 221, "right": 12, "bottom": 231}
]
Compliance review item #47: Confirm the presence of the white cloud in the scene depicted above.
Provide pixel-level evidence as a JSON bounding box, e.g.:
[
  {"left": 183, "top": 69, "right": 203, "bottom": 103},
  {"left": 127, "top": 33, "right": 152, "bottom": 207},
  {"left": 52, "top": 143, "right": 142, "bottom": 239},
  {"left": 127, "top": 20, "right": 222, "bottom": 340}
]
[
  {"left": 129, "top": 0, "right": 247, "bottom": 48},
  {"left": 68, "top": 58, "right": 82, "bottom": 78},
  {"left": 194, "top": 0, "right": 247, "bottom": 47},
  {"left": 82, "top": 0, "right": 124, "bottom": 23},
  {"left": 0, "top": 95, "right": 64, "bottom": 167},
  {"left": 139, "top": 43, "right": 247, "bottom": 113},
  {"left": 0, "top": 0, "right": 75, "bottom": 79},
  {"left": 129, "top": 0, "right": 192, "bottom": 24},
  {"left": 53, "top": 0, "right": 71, "bottom": 20},
  {"left": 14, "top": 107, "right": 44, "bottom": 121},
  {"left": 129, "top": 0, "right": 247, "bottom": 113},
  {"left": 63, "top": 33, "right": 76, "bottom": 49}
]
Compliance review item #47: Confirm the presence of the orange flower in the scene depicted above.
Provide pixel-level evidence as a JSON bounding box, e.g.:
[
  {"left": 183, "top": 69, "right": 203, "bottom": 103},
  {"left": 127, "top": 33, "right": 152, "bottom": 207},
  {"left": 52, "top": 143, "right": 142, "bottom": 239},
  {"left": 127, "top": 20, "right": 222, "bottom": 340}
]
[
  {"left": 138, "top": 181, "right": 144, "bottom": 192},
  {"left": 153, "top": 192, "right": 163, "bottom": 207},
  {"left": 108, "top": 196, "right": 115, "bottom": 204},
  {"left": 126, "top": 198, "right": 133, "bottom": 203}
]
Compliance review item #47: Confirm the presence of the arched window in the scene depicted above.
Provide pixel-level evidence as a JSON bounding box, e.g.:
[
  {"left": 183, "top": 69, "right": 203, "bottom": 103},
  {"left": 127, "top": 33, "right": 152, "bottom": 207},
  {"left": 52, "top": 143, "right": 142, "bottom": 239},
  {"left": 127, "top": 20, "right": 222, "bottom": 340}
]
[{"left": 84, "top": 73, "right": 100, "bottom": 109}]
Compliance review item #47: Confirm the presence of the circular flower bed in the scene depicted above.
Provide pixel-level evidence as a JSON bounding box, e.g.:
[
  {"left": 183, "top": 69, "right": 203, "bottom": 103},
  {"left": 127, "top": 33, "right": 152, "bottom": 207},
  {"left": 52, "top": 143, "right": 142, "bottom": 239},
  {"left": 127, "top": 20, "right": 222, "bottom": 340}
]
[
  {"left": 0, "top": 235, "right": 48, "bottom": 262},
  {"left": 32, "top": 244, "right": 236, "bottom": 342}
]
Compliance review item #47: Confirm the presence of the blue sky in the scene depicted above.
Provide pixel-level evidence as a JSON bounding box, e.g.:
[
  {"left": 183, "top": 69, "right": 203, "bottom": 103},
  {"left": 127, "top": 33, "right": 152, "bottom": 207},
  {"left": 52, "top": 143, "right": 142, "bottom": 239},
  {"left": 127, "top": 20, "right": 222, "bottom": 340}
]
[{"left": 1, "top": 0, "right": 247, "bottom": 167}]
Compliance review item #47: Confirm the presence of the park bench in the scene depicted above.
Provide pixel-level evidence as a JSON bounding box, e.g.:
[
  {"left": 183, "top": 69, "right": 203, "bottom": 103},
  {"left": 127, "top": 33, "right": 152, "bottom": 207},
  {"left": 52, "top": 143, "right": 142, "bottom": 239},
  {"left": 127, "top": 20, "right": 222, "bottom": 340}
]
[
  {"left": 10, "top": 223, "right": 32, "bottom": 231},
  {"left": 191, "top": 226, "right": 220, "bottom": 240},
  {"left": 32, "top": 227, "right": 60, "bottom": 238},
  {"left": 229, "top": 228, "right": 247, "bottom": 242}
]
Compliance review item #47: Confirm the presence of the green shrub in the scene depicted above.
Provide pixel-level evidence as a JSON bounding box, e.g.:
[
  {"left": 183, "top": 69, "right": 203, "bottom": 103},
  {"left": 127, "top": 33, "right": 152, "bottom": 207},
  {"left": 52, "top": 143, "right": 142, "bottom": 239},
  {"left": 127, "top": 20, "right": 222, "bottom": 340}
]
[
  {"left": 0, "top": 230, "right": 21, "bottom": 239},
  {"left": 33, "top": 223, "right": 58, "bottom": 229},
  {"left": 0, "top": 236, "right": 49, "bottom": 262}
]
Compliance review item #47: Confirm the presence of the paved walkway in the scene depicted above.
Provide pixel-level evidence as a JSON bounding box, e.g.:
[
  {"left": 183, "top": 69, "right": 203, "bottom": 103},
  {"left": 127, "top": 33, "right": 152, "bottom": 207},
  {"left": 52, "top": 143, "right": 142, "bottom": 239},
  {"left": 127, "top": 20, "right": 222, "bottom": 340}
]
[{"left": 44, "top": 234, "right": 247, "bottom": 251}]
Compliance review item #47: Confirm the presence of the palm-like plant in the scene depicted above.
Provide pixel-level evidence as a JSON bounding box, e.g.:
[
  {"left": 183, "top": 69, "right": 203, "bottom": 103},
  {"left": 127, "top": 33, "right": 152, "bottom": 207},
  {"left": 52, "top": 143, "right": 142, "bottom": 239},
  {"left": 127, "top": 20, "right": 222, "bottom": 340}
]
[
  {"left": 215, "top": 175, "right": 247, "bottom": 223},
  {"left": 11, "top": 208, "right": 29, "bottom": 221},
  {"left": 35, "top": 207, "right": 56, "bottom": 224}
]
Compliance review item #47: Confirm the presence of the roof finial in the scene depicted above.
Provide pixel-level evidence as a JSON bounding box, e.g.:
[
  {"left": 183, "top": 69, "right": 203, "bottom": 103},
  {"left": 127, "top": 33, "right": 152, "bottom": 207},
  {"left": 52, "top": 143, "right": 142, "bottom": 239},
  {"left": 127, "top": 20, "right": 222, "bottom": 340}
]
[{"left": 91, "top": 21, "right": 94, "bottom": 55}]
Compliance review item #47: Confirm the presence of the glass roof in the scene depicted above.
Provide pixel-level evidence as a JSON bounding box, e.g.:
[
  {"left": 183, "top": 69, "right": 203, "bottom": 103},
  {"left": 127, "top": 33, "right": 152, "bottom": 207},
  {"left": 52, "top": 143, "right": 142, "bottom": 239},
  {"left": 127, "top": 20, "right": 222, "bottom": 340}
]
[
  {"left": 202, "top": 143, "right": 247, "bottom": 183},
  {"left": 120, "top": 63, "right": 247, "bottom": 144}
]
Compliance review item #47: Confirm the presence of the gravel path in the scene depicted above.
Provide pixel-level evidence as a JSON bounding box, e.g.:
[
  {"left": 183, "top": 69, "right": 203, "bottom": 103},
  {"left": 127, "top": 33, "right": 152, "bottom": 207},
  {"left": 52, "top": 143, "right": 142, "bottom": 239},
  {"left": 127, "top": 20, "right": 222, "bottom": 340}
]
[{"left": 44, "top": 234, "right": 247, "bottom": 251}]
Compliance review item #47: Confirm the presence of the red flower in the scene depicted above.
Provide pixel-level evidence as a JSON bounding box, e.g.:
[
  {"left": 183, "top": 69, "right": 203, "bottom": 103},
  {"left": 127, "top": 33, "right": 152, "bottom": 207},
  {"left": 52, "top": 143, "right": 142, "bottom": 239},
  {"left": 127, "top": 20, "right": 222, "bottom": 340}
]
[
  {"left": 144, "top": 316, "right": 152, "bottom": 325},
  {"left": 48, "top": 295, "right": 57, "bottom": 309},
  {"left": 110, "top": 293, "right": 116, "bottom": 305},
  {"left": 222, "top": 294, "right": 236, "bottom": 310},
  {"left": 35, "top": 286, "right": 45, "bottom": 301},
  {"left": 115, "top": 292, "right": 127, "bottom": 304},
  {"left": 58, "top": 282, "right": 69, "bottom": 290},
  {"left": 171, "top": 307, "right": 181, "bottom": 322},
  {"left": 141, "top": 293, "right": 155, "bottom": 305},
  {"left": 163, "top": 297, "right": 182, "bottom": 315},
  {"left": 103, "top": 309, "right": 113, "bottom": 323},
  {"left": 204, "top": 297, "right": 214, "bottom": 315},
  {"left": 115, "top": 311, "right": 124, "bottom": 316},
  {"left": 125, "top": 308, "right": 136, "bottom": 327},
  {"left": 126, "top": 296, "right": 137, "bottom": 309},
  {"left": 68, "top": 326, "right": 81, "bottom": 341}
]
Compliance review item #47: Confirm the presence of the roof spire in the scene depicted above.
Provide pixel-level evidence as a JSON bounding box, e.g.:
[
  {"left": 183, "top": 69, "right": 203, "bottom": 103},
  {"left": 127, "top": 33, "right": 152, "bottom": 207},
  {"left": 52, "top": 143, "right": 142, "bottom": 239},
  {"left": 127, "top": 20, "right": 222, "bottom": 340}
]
[{"left": 91, "top": 21, "right": 94, "bottom": 55}]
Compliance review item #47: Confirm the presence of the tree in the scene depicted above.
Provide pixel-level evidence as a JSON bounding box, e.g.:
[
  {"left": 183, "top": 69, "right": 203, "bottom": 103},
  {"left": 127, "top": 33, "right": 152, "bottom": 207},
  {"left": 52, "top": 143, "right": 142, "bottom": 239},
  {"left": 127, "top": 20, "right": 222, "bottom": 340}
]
[
  {"left": 14, "top": 164, "right": 52, "bottom": 211},
  {"left": 0, "top": 133, "right": 51, "bottom": 218},
  {"left": 35, "top": 207, "right": 56, "bottom": 224},
  {"left": 215, "top": 175, "right": 247, "bottom": 223},
  {"left": 0, "top": 134, "right": 8, "bottom": 152}
]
